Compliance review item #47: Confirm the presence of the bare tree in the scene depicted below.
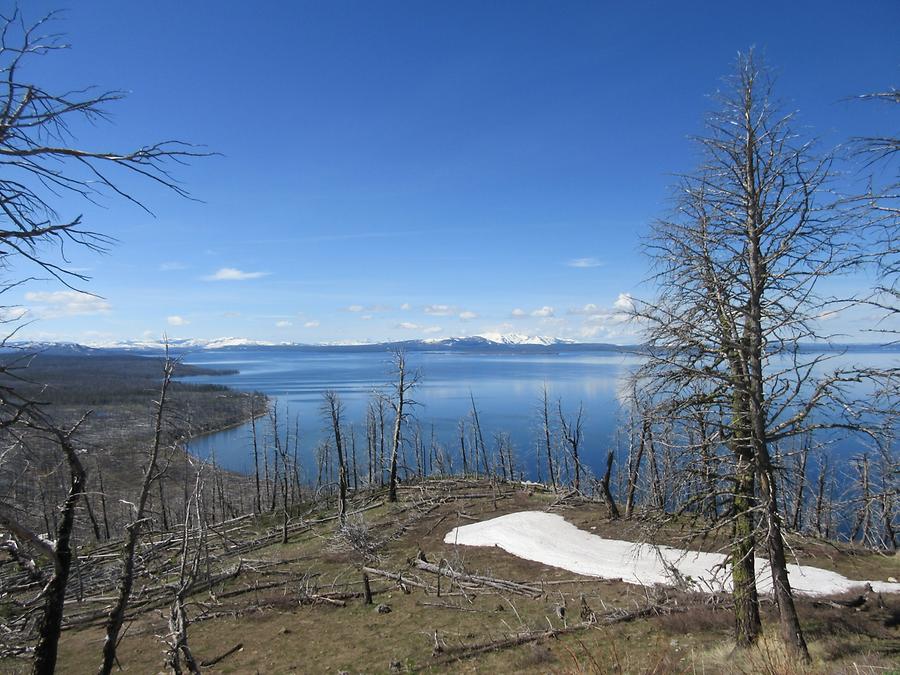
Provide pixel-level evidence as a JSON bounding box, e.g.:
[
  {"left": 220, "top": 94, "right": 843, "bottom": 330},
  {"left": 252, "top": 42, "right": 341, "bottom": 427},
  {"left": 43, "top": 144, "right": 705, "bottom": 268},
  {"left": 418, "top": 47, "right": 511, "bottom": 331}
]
[
  {"left": 540, "top": 384, "right": 557, "bottom": 491},
  {"left": 0, "top": 412, "right": 90, "bottom": 675},
  {"left": 163, "top": 471, "right": 204, "bottom": 675},
  {"left": 0, "top": 10, "right": 207, "bottom": 291},
  {"left": 386, "top": 350, "right": 419, "bottom": 502},
  {"left": 323, "top": 391, "right": 348, "bottom": 524},
  {"left": 99, "top": 353, "right": 177, "bottom": 675},
  {"left": 631, "top": 52, "right": 890, "bottom": 659},
  {"left": 849, "top": 89, "right": 899, "bottom": 338},
  {"left": 0, "top": 11, "right": 204, "bottom": 671},
  {"left": 558, "top": 401, "right": 584, "bottom": 492}
]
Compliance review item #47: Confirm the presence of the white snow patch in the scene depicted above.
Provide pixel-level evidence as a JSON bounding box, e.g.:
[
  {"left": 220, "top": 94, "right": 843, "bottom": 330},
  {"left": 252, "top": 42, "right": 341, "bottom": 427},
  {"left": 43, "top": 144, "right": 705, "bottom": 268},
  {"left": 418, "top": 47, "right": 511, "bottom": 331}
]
[{"left": 443, "top": 511, "right": 900, "bottom": 597}]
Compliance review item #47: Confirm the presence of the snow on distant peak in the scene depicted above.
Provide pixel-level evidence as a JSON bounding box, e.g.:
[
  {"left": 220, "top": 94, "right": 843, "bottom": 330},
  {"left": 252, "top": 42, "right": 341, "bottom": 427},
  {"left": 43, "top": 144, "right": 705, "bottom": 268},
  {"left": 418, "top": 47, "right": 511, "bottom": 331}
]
[
  {"left": 203, "top": 337, "right": 278, "bottom": 349},
  {"left": 476, "top": 333, "right": 576, "bottom": 346},
  {"left": 81, "top": 336, "right": 281, "bottom": 350}
]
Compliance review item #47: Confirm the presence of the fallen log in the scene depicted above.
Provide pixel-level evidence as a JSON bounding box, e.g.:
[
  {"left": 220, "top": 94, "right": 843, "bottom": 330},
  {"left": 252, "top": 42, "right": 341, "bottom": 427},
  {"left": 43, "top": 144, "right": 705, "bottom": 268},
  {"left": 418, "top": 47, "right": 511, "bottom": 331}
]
[
  {"left": 200, "top": 642, "right": 243, "bottom": 667},
  {"left": 411, "top": 558, "right": 542, "bottom": 598}
]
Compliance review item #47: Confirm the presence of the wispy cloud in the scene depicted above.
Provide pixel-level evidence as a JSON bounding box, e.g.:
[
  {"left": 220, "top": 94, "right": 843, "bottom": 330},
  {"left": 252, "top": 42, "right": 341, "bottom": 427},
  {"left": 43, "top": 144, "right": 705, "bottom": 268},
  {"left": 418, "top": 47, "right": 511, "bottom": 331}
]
[
  {"left": 167, "top": 315, "right": 189, "bottom": 326},
  {"left": 568, "top": 303, "right": 599, "bottom": 315},
  {"left": 400, "top": 302, "right": 411, "bottom": 310},
  {"left": 424, "top": 304, "right": 454, "bottom": 316},
  {"left": 0, "top": 306, "right": 28, "bottom": 323},
  {"left": 304, "top": 320, "right": 320, "bottom": 328},
  {"left": 25, "top": 291, "right": 111, "bottom": 318},
  {"left": 531, "top": 306, "right": 555, "bottom": 318},
  {"left": 275, "top": 320, "right": 293, "bottom": 328},
  {"left": 396, "top": 321, "right": 442, "bottom": 333},
  {"left": 345, "top": 304, "right": 392, "bottom": 313},
  {"left": 422, "top": 304, "right": 478, "bottom": 321},
  {"left": 159, "top": 261, "right": 188, "bottom": 272},
  {"left": 566, "top": 257, "right": 604, "bottom": 268},
  {"left": 510, "top": 308, "right": 527, "bottom": 318},
  {"left": 203, "top": 267, "right": 270, "bottom": 281}
]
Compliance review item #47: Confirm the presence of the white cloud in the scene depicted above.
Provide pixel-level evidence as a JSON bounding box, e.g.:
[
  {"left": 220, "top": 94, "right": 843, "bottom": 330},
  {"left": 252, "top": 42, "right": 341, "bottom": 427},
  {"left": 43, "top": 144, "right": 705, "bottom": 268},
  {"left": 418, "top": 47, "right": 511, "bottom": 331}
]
[
  {"left": 568, "top": 303, "right": 599, "bottom": 315},
  {"left": 531, "top": 306, "right": 555, "bottom": 318},
  {"left": 303, "top": 320, "right": 320, "bottom": 328},
  {"left": 159, "top": 261, "right": 188, "bottom": 272},
  {"left": 25, "top": 291, "right": 111, "bottom": 318},
  {"left": 424, "top": 304, "right": 454, "bottom": 316},
  {"left": 396, "top": 321, "right": 441, "bottom": 333},
  {"left": 613, "top": 293, "right": 634, "bottom": 311},
  {"left": 346, "top": 304, "right": 391, "bottom": 313},
  {"left": 0, "top": 307, "right": 28, "bottom": 322},
  {"left": 459, "top": 310, "right": 477, "bottom": 321},
  {"left": 275, "top": 320, "right": 293, "bottom": 328},
  {"left": 400, "top": 303, "right": 411, "bottom": 311},
  {"left": 203, "top": 267, "right": 269, "bottom": 281},
  {"left": 167, "top": 315, "right": 189, "bottom": 326},
  {"left": 511, "top": 308, "right": 527, "bottom": 318},
  {"left": 566, "top": 258, "right": 604, "bottom": 268}
]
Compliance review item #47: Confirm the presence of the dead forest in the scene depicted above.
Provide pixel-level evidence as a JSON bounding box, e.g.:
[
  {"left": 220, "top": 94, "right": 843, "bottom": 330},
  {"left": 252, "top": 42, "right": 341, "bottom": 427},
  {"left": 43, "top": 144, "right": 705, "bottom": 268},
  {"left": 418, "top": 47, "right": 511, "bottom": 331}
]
[{"left": 0, "top": 8, "right": 897, "bottom": 674}]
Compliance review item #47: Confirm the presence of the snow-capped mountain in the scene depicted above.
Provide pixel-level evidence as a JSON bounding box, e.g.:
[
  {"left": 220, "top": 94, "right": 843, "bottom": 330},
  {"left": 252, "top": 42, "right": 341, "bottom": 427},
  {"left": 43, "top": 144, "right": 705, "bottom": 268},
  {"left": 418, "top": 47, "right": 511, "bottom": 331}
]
[
  {"left": 81, "top": 336, "right": 282, "bottom": 351},
  {"left": 475, "top": 333, "right": 577, "bottom": 346},
  {"left": 6, "top": 333, "right": 624, "bottom": 355}
]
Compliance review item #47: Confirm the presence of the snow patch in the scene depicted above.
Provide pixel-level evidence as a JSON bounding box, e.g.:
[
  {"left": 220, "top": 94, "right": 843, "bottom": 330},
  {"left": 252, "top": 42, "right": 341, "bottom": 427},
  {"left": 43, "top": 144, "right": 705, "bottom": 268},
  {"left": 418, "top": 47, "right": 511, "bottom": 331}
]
[{"left": 443, "top": 511, "right": 900, "bottom": 597}]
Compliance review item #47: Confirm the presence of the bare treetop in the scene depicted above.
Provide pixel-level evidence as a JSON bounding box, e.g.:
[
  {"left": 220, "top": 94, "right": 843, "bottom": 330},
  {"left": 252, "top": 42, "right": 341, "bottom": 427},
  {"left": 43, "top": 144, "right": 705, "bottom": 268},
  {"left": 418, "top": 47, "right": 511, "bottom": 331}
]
[{"left": 0, "top": 9, "right": 210, "bottom": 288}]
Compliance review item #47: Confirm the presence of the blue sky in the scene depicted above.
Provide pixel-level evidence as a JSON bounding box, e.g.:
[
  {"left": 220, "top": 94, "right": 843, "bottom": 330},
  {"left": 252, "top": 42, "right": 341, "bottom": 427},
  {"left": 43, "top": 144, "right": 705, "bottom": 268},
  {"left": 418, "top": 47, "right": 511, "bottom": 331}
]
[{"left": 8, "top": 1, "right": 899, "bottom": 344}]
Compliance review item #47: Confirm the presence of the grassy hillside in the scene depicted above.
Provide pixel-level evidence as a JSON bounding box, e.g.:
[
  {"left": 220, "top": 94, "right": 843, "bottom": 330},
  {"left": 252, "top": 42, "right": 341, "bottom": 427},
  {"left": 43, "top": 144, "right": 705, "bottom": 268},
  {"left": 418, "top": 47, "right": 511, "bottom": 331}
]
[{"left": 3, "top": 479, "right": 896, "bottom": 673}]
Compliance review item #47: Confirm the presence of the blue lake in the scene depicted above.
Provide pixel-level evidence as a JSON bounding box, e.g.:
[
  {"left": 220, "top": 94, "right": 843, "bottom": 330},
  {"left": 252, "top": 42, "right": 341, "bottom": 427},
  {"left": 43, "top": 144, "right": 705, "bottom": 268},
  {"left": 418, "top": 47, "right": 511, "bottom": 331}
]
[
  {"left": 182, "top": 348, "right": 898, "bottom": 482},
  {"left": 182, "top": 349, "right": 639, "bottom": 479}
]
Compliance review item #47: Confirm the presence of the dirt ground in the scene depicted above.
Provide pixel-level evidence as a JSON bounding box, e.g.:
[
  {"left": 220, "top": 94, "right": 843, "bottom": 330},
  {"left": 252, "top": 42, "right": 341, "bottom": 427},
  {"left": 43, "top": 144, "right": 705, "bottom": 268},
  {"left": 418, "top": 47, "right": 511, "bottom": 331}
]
[{"left": 3, "top": 479, "right": 899, "bottom": 674}]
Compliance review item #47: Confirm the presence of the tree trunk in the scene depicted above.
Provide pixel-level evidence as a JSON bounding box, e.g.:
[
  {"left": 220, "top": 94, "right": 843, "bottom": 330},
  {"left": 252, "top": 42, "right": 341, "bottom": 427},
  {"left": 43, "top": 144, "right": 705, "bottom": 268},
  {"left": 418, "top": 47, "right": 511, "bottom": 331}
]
[{"left": 32, "top": 425, "right": 87, "bottom": 675}]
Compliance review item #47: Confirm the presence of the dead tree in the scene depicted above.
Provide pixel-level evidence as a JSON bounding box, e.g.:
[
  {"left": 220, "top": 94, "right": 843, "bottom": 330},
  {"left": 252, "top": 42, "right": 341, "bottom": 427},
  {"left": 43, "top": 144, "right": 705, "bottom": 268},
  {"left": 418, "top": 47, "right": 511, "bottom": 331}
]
[
  {"left": 558, "top": 401, "right": 584, "bottom": 491},
  {"left": 458, "top": 419, "right": 469, "bottom": 475},
  {"left": 387, "top": 350, "right": 419, "bottom": 502},
  {"left": 322, "top": 391, "right": 348, "bottom": 524},
  {"left": 598, "top": 450, "right": 620, "bottom": 519},
  {"left": 250, "top": 403, "right": 262, "bottom": 513},
  {"left": 99, "top": 354, "right": 177, "bottom": 675},
  {"left": 0, "top": 10, "right": 204, "bottom": 669},
  {"left": 630, "top": 52, "right": 889, "bottom": 659},
  {"left": 0, "top": 413, "right": 91, "bottom": 675},
  {"left": 164, "top": 471, "right": 204, "bottom": 675},
  {"left": 540, "top": 384, "right": 557, "bottom": 491},
  {"left": 469, "top": 393, "right": 489, "bottom": 476}
]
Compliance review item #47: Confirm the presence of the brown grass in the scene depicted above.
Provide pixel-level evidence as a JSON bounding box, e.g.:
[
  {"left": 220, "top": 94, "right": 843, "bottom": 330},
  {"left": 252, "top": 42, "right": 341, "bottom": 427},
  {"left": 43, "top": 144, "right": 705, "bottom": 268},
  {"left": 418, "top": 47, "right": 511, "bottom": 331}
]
[{"left": 2, "top": 479, "right": 898, "bottom": 674}]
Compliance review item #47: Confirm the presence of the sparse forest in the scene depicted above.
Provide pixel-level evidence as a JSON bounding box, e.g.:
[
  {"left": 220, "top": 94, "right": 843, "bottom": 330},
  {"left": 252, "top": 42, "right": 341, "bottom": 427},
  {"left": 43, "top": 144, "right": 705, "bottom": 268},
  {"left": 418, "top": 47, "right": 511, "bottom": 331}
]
[{"left": 0, "top": 7, "right": 897, "bottom": 675}]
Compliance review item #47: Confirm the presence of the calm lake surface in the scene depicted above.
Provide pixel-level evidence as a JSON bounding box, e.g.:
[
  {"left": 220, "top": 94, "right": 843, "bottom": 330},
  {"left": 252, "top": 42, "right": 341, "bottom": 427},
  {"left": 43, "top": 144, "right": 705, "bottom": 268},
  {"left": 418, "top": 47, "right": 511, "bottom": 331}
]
[
  {"left": 182, "top": 348, "right": 898, "bottom": 480},
  {"left": 183, "top": 349, "right": 638, "bottom": 478}
]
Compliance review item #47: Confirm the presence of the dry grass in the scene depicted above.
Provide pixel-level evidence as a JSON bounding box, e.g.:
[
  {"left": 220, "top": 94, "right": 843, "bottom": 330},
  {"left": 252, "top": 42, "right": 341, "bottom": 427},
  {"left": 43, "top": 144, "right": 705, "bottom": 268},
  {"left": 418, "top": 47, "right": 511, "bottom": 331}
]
[{"left": 2, "top": 479, "right": 898, "bottom": 674}]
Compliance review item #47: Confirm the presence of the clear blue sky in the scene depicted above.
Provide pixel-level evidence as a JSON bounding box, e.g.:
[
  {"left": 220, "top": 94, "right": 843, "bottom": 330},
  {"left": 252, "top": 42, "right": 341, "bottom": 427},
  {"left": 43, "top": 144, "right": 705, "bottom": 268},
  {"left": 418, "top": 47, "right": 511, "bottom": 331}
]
[{"left": 9, "top": 1, "right": 899, "bottom": 344}]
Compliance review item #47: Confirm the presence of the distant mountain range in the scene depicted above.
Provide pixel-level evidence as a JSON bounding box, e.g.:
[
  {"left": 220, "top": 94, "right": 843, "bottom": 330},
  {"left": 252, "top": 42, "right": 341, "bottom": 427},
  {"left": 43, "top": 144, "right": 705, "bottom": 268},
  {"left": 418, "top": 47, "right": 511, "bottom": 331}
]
[
  {"left": 5, "top": 334, "right": 899, "bottom": 356},
  {"left": 7, "top": 334, "right": 629, "bottom": 355}
]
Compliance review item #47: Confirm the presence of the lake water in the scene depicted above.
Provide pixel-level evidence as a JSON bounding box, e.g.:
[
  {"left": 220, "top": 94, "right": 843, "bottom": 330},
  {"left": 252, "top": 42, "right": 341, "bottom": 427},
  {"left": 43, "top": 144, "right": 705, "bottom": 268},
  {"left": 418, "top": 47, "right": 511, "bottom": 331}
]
[
  {"left": 182, "top": 348, "right": 897, "bottom": 482},
  {"left": 182, "top": 349, "right": 639, "bottom": 479}
]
